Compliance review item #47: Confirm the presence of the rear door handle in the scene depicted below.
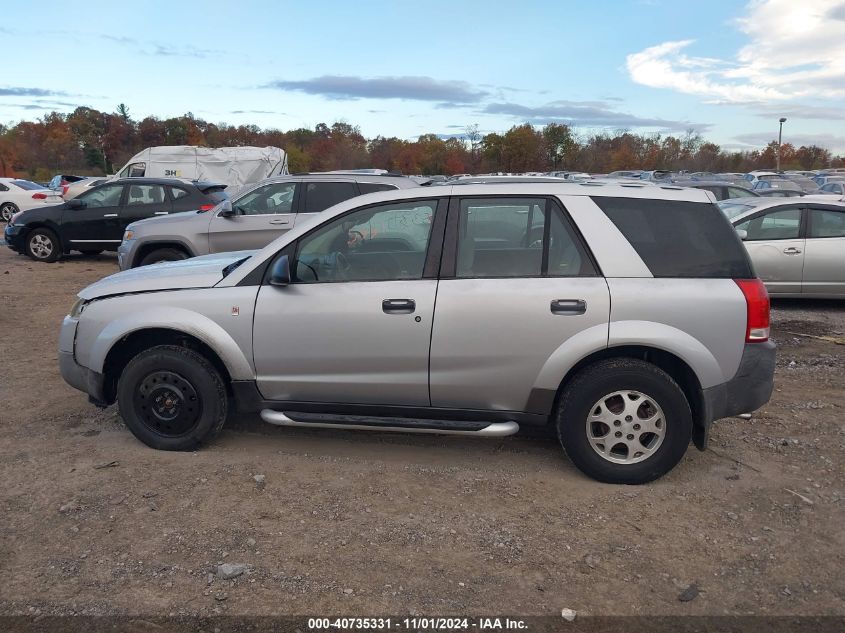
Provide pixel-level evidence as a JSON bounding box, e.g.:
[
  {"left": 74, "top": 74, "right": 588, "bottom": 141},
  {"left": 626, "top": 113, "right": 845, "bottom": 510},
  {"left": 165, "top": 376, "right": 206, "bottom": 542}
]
[
  {"left": 782, "top": 247, "right": 802, "bottom": 254},
  {"left": 382, "top": 299, "right": 416, "bottom": 314},
  {"left": 269, "top": 219, "right": 291, "bottom": 225},
  {"left": 551, "top": 299, "right": 587, "bottom": 315},
  {"left": 103, "top": 213, "right": 118, "bottom": 218},
  {"left": 154, "top": 211, "right": 168, "bottom": 215}
]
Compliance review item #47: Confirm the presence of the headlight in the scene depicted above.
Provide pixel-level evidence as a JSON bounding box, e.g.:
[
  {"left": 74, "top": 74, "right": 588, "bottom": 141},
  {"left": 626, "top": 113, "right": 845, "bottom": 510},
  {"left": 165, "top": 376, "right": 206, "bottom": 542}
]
[
  {"left": 69, "top": 298, "right": 88, "bottom": 317},
  {"left": 123, "top": 230, "right": 134, "bottom": 241}
]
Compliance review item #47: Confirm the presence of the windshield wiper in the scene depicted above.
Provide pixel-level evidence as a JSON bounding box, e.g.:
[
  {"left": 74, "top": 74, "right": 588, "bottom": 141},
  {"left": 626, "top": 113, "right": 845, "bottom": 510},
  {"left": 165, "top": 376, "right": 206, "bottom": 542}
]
[{"left": 222, "top": 256, "right": 250, "bottom": 278}]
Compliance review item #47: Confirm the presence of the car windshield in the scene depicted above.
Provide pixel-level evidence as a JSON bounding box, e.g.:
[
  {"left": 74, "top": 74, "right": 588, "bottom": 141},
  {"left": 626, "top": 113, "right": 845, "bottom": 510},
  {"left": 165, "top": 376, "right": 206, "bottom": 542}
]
[
  {"left": 718, "top": 200, "right": 758, "bottom": 219},
  {"left": 11, "top": 180, "right": 45, "bottom": 191}
]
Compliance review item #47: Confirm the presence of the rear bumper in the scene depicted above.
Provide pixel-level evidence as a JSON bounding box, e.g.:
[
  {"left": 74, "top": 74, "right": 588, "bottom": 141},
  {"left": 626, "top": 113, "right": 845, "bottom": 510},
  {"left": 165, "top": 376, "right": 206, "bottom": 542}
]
[{"left": 700, "top": 340, "right": 776, "bottom": 438}]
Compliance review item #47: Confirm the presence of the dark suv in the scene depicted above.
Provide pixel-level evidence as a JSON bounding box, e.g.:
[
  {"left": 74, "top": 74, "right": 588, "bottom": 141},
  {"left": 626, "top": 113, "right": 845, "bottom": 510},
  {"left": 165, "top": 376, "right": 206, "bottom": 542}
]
[{"left": 4, "top": 178, "right": 228, "bottom": 262}]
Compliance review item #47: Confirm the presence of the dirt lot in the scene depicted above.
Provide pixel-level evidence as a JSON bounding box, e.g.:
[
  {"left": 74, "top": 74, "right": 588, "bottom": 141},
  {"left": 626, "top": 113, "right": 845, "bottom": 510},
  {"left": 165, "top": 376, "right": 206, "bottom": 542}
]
[{"left": 0, "top": 248, "right": 843, "bottom": 619}]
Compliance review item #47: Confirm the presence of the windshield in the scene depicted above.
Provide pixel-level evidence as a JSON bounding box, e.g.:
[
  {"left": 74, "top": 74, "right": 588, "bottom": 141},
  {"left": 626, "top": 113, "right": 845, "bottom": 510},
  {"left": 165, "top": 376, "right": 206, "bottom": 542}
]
[
  {"left": 718, "top": 200, "right": 758, "bottom": 220},
  {"left": 11, "top": 180, "right": 45, "bottom": 191}
]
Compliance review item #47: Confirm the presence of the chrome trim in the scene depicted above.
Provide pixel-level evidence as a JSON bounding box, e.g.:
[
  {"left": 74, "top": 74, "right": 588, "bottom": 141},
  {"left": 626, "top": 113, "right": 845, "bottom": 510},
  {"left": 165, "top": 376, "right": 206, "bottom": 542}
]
[
  {"left": 259, "top": 410, "right": 519, "bottom": 437},
  {"left": 69, "top": 239, "right": 121, "bottom": 243}
]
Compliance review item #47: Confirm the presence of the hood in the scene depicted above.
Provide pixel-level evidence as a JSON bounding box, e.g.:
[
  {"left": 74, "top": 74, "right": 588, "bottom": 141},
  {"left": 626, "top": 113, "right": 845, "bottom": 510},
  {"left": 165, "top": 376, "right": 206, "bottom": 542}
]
[
  {"left": 14, "top": 203, "right": 65, "bottom": 224},
  {"left": 128, "top": 209, "right": 211, "bottom": 232},
  {"left": 78, "top": 250, "right": 256, "bottom": 300}
]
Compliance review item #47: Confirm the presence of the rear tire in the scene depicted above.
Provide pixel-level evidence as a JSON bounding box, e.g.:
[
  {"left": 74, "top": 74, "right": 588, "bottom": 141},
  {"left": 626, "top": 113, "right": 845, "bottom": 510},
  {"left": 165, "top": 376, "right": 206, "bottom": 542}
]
[
  {"left": 555, "top": 358, "right": 692, "bottom": 484},
  {"left": 1, "top": 202, "right": 18, "bottom": 223},
  {"left": 139, "top": 247, "right": 189, "bottom": 267},
  {"left": 25, "top": 228, "right": 61, "bottom": 262},
  {"left": 117, "top": 345, "right": 228, "bottom": 451}
]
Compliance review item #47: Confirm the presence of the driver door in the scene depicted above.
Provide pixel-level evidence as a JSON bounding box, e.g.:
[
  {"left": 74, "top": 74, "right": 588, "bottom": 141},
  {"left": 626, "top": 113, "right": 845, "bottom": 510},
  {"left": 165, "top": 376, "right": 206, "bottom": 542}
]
[
  {"left": 208, "top": 180, "right": 300, "bottom": 252},
  {"left": 252, "top": 198, "right": 444, "bottom": 405},
  {"left": 61, "top": 183, "right": 126, "bottom": 249}
]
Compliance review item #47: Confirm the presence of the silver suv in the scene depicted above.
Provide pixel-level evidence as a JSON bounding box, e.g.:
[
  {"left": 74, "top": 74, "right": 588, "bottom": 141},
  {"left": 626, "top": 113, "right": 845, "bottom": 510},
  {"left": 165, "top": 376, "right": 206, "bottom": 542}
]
[
  {"left": 117, "top": 173, "right": 420, "bottom": 270},
  {"left": 60, "top": 183, "right": 776, "bottom": 484}
]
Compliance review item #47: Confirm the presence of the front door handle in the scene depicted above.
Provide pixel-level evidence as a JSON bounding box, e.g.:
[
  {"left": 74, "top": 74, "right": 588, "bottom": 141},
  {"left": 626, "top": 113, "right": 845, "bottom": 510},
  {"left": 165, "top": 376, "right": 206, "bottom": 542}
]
[
  {"left": 269, "top": 219, "right": 291, "bottom": 225},
  {"left": 782, "top": 247, "right": 802, "bottom": 255},
  {"left": 551, "top": 299, "right": 587, "bottom": 315},
  {"left": 154, "top": 211, "right": 168, "bottom": 215},
  {"left": 382, "top": 299, "right": 416, "bottom": 314},
  {"left": 103, "top": 213, "right": 118, "bottom": 218}
]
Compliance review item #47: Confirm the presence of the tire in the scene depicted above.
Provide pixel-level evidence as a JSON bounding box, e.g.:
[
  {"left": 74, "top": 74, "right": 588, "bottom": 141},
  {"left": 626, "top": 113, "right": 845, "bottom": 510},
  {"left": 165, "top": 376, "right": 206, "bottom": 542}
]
[
  {"left": 117, "top": 345, "right": 228, "bottom": 451},
  {"left": 79, "top": 249, "right": 103, "bottom": 257},
  {"left": 139, "top": 247, "right": 189, "bottom": 267},
  {"left": 25, "top": 227, "right": 61, "bottom": 263},
  {"left": 1, "top": 202, "right": 18, "bottom": 223},
  {"left": 556, "top": 358, "right": 692, "bottom": 484}
]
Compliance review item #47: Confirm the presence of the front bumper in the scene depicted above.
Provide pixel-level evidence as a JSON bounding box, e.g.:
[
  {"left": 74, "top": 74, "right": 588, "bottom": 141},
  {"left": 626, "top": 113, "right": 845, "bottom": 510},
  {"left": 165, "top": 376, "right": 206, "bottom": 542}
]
[
  {"left": 4, "top": 224, "right": 27, "bottom": 252},
  {"left": 117, "top": 239, "right": 136, "bottom": 271},
  {"left": 58, "top": 315, "right": 108, "bottom": 406},
  {"left": 702, "top": 340, "right": 776, "bottom": 425}
]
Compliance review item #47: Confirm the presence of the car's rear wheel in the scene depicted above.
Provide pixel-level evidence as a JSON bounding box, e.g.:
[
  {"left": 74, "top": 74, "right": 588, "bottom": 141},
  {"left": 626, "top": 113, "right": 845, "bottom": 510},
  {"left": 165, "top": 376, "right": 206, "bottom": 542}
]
[
  {"left": 25, "top": 228, "right": 61, "bottom": 262},
  {"left": 139, "top": 247, "right": 189, "bottom": 267},
  {"left": 117, "top": 345, "right": 228, "bottom": 450},
  {"left": 1, "top": 202, "right": 18, "bottom": 223},
  {"left": 556, "top": 358, "right": 692, "bottom": 484}
]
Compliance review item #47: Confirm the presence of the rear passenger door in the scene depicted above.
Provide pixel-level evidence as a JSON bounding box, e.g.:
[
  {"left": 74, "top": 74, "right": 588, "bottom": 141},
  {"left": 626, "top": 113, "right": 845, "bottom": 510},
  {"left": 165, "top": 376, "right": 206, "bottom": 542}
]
[
  {"left": 429, "top": 196, "right": 610, "bottom": 414},
  {"left": 734, "top": 206, "right": 804, "bottom": 294},
  {"left": 802, "top": 205, "right": 845, "bottom": 296},
  {"left": 294, "top": 180, "right": 360, "bottom": 226},
  {"left": 120, "top": 183, "right": 172, "bottom": 230}
]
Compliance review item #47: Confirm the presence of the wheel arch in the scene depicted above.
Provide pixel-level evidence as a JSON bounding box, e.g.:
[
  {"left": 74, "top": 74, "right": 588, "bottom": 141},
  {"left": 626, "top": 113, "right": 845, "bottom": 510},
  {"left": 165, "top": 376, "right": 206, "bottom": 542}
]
[{"left": 132, "top": 240, "right": 195, "bottom": 268}]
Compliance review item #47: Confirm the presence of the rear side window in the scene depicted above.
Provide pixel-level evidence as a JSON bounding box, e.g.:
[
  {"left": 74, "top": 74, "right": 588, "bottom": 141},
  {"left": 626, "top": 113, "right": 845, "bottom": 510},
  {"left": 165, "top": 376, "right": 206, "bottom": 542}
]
[
  {"left": 358, "top": 182, "right": 397, "bottom": 194},
  {"left": 302, "top": 181, "right": 358, "bottom": 213},
  {"left": 808, "top": 208, "right": 845, "bottom": 238},
  {"left": 592, "top": 196, "right": 753, "bottom": 278},
  {"left": 170, "top": 187, "right": 190, "bottom": 200}
]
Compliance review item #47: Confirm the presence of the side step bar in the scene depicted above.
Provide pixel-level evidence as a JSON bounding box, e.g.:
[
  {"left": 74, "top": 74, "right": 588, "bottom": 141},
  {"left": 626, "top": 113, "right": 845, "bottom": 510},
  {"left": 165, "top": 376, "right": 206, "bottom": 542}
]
[{"left": 260, "top": 410, "right": 519, "bottom": 437}]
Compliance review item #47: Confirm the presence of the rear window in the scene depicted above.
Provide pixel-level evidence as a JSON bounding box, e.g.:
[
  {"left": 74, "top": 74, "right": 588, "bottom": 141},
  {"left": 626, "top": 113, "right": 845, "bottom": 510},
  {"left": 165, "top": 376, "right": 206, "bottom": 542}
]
[
  {"left": 11, "top": 180, "right": 44, "bottom": 191},
  {"left": 592, "top": 196, "right": 753, "bottom": 278}
]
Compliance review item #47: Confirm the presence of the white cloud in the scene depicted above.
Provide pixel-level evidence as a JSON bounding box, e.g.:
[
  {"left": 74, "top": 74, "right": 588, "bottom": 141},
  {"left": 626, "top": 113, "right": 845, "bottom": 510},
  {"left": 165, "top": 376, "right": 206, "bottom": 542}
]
[{"left": 626, "top": 0, "right": 845, "bottom": 103}]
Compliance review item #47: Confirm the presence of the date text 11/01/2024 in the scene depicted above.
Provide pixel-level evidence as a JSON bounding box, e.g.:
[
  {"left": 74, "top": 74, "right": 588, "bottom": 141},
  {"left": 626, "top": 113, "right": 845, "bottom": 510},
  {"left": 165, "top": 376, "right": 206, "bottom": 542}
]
[{"left": 308, "top": 617, "right": 529, "bottom": 630}]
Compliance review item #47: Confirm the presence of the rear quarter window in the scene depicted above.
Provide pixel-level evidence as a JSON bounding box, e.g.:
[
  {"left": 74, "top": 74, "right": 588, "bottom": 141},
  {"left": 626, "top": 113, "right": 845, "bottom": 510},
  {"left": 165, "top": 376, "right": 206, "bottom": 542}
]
[{"left": 592, "top": 196, "right": 753, "bottom": 278}]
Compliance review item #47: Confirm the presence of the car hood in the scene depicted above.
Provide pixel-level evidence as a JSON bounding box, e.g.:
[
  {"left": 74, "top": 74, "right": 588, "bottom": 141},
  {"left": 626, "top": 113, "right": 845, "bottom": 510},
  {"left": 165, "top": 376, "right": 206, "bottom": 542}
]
[{"left": 78, "top": 250, "right": 256, "bottom": 300}]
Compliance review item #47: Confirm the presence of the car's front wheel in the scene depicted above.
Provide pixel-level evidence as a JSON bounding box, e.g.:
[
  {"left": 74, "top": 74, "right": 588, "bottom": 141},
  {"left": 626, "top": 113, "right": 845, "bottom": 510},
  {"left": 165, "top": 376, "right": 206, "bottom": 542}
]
[
  {"left": 25, "top": 228, "right": 61, "bottom": 262},
  {"left": 139, "top": 247, "right": 189, "bottom": 267},
  {"left": 117, "top": 345, "right": 228, "bottom": 450},
  {"left": 556, "top": 358, "right": 692, "bottom": 484},
  {"left": 1, "top": 202, "right": 18, "bottom": 223}
]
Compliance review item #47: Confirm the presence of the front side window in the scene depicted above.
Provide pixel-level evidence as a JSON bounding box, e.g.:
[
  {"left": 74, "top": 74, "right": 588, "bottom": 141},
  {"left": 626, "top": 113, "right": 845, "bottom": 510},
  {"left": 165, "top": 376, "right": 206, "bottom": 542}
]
[
  {"left": 302, "top": 181, "right": 358, "bottom": 213},
  {"left": 294, "top": 200, "right": 436, "bottom": 283},
  {"left": 808, "top": 208, "right": 845, "bottom": 238},
  {"left": 234, "top": 182, "right": 296, "bottom": 215},
  {"left": 735, "top": 208, "right": 801, "bottom": 241},
  {"left": 80, "top": 185, "right": 124, "bottom": 208},
  {"left": 126, "top": 184, "right": 166, "bottom": 206}
]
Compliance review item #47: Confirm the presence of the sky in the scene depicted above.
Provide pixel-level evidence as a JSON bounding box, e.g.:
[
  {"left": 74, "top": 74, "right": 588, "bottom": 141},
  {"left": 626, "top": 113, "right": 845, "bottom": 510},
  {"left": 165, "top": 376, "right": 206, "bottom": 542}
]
[{"left": 2, "top": 0, "right": 844, "bottom": 152}]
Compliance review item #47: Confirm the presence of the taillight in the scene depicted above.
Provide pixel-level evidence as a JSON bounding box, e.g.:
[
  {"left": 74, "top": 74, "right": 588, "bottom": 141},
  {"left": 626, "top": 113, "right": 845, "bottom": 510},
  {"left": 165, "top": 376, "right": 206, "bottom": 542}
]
[
  {"left": 31, "top": 192, "right": 47, "bottom": 199},
  {"left": 198, "top": 204, "right": 215, "bottom": 212},
  {"left": 62, "top": 185, "right": 70, "bottom": 196},
  {"left": 734, "top": 279, "right": 770, "bottom": 342}
]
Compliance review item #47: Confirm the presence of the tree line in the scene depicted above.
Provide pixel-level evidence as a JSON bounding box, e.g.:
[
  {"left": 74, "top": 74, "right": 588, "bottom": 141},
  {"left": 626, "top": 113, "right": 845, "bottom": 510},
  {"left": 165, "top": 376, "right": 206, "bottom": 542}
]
[{"left": 0, "top": 104, "right": 841, "bottom": 181}]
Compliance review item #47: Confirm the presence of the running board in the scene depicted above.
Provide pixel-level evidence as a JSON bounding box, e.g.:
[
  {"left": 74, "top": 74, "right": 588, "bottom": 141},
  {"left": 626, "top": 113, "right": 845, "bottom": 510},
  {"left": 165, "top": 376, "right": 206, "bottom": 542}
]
[{"left": 260, "top": 410, "right": 519, "bottom": 437}]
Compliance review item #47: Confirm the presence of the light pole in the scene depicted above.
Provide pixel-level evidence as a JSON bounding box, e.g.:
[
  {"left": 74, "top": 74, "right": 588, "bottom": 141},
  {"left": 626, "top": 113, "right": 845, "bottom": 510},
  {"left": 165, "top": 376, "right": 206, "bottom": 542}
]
[{"left": 776, "top": 117, "right": 787, "bottom": 172}]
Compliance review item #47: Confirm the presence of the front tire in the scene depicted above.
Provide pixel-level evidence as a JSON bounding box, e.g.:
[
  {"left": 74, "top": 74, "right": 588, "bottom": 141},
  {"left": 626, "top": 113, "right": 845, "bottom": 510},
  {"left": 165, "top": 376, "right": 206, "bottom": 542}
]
[
  {"left": 1, "top": 202, "right": 18, "bottom": 223},
  {"left": 25, "top": 228, "right": 61, "bottom": 262},
  {"left": 139, "top": 247, "right": 189, "bottom": 267},
  {"left": 556, "top": 358, "right": 692, "bottom": 484},
  {"left": 117, "top": 345, "right": 228, "bottom": 450}
]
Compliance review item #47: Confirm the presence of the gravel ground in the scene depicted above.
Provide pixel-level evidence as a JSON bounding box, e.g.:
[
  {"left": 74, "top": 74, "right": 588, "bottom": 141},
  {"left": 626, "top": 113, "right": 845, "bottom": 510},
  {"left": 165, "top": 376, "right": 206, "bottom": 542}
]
[{"left": 0, "top": 249, "right": 843, "bottom": 619}]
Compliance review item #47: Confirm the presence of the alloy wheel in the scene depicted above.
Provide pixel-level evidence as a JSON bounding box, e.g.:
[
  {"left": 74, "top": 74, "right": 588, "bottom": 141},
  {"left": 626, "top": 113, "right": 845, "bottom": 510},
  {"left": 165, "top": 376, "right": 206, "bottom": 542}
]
[{"left": 586, "top": 390, "right": 666, "bottom": 464}]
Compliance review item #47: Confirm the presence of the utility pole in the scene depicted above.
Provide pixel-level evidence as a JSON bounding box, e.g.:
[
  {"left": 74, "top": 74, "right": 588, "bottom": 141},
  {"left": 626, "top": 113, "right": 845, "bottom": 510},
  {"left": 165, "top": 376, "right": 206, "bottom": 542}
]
[{"left": 776, "top": 117, "right": 787, "bottom": 171}]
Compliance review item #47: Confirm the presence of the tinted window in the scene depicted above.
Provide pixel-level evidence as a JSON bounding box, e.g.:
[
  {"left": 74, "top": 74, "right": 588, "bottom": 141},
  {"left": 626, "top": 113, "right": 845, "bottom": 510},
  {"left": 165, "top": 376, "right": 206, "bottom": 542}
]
[
  {"left": 302, "top": 181, "right": 358, "bottom": 213},
  {"left": 728, "top": 187, "right": 756, "bottom": 198},
  {"left": 170, "top": 187, "right": 190, "bottom": 200},
  {"left": 235, "top": 182, "right": 296, "bottom": 215},
  {"left": 809, "top": 208, "right": 845, "bottom": 238},
  {"left": 593, "top": 197, "right": 753, "bottom": 278},
  {"left": 126, "top": 184, "right": 166, "bottom": 206},
  {"left": 358, "top": 182, "right": 397, "bottom": 194},
  {"left": 12, "top": 180, "right": 44, "bottom": 191},
  {"left": 0, "top": 183, "right": 7, "bottom": 192},
  {"left": 735, "top": 208, "right": 801, "bottom": 241},
  {"left": 80, "top": 185, "right": 123, "bottom": 208},
  {"left": 294, "top": 200, "right": 435, "bottom": 283}
]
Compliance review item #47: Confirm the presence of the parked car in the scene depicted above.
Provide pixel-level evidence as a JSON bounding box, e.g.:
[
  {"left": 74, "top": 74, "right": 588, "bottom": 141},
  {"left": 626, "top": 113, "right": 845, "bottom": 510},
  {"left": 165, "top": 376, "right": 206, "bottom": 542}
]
[
  {"left": 47, "top": 174, "right": 87, "bottom": 191},
  {"left": 60, "top": 182, "right": 775, "bottom": 484},
  {"left": 812, "top": 175, "right": 845, "bottom": 188},
  {"left": 0, "top": 178, "right": 64, "bottom": 222},
  {"left": 756, "top": 189, "right": 805, "bottom": 198},
  {"left": 4, "top": 178, "right": 227, "bottom": 262},
  {"left": 59, "top": 176, "right": 109, "bottom": 200},
  {"left": 607, "top": 170, "right": 643, "bottom": 178},
  {"left": 117, "top": 173, "right": 419, "bottom": 270},
  {"left": 723, "top": 198, "right": 845, "bottom": 297},
  {"left": 677, "top": 180, "right": 759, "bottom": 201}
]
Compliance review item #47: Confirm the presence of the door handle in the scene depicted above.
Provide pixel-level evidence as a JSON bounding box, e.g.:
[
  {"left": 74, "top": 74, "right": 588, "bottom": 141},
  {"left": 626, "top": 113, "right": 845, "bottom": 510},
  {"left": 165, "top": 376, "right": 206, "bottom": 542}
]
[
  {"left": 382, "top": 299, "right": 416, "bottom": 314},
  {"left": 551, "top": 299, "right": 587, "bottom": 315},
  {"left": 269, "top": 219, "right": 291, "bottom": 225},
  {"left": 154, "top": 211, "right": 168, "bottom": 215},
  {"left": 782, "top": 247, "right": 802, "bottom": 254},
  {"left": 103, "top": 213, "right": 118, "bottom": 218}
]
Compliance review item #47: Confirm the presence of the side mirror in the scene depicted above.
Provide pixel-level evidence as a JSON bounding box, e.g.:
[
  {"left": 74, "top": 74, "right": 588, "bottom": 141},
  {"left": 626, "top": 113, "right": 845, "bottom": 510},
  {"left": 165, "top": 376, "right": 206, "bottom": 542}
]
[
  {"left": 735, "top": 228, "right": 748, "bottom": 241},
  {"left": 269, "top": 255, "right": 291, "bottom": 286},
  {"left": 218, "top": 199, "right": 236, "bottom": 218},
  {"left": 67, "top": 198, "right": 86, "bottom": 210}
]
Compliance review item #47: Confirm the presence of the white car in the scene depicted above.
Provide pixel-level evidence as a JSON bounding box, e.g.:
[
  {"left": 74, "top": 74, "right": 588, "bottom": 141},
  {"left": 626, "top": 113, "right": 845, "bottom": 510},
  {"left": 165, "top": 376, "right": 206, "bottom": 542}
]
[
  {"left": 60, "top": 176, "right": 108, "bottom": 200},
  {"left": 0, "top": 178, "right": 63, "bottom": 222}
]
